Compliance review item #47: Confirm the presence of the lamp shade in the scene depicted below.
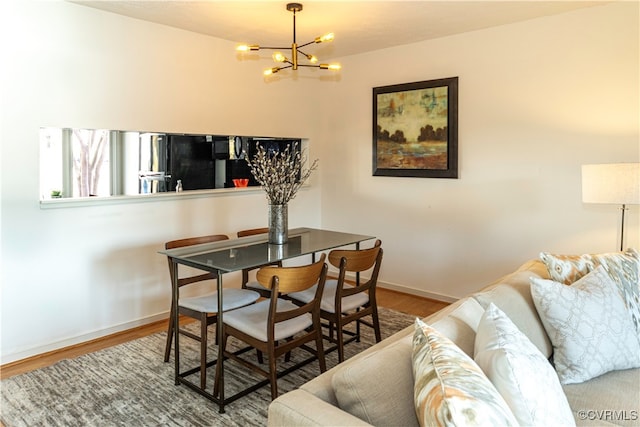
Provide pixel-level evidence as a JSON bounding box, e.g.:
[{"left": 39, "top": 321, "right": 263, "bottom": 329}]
[{"left": 582, "top": 163, "right": 640, "bottom": 205}]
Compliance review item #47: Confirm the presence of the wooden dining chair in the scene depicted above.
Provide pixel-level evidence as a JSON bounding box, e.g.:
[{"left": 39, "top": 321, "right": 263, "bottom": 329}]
[
  {"left": 214, "top": 254, "right": 328, "bottom": 400},
  {"left": 237, "top": 227, "right": 282, "bottom": 298},
  {"left": 289, "top": 240, "right": 383, "bottom": 362},
  {"left": 164, "top": 234, "right": 260, "bottom": 390}
]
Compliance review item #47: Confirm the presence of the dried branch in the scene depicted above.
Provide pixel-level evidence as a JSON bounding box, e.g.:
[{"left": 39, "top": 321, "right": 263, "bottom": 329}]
[{"left": 246, "top": 142, "right": 319, "bottom": 205}]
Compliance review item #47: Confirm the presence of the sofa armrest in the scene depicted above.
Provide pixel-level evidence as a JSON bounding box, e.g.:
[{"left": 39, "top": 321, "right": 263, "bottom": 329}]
[{"left": 268, "top": 389, "right": 372, "bottom": 426}]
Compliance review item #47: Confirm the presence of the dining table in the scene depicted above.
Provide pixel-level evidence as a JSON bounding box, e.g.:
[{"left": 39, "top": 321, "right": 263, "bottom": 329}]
[{"left": 159, "top": 227, "right": 376, "bottom": 413}]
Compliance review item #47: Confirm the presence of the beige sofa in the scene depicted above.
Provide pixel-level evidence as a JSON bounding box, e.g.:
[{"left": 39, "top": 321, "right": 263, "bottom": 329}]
[{"left": 268, "top": 259, "right": 640, "bottom": 426}]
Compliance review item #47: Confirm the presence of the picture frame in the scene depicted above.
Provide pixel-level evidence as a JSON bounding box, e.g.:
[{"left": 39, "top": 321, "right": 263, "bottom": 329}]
[{"left": 373, "top": 77, "right": 458, "bottom": 178}]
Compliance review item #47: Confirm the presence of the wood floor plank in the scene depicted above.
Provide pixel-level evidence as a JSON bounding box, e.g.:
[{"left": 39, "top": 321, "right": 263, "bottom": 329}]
[{"left": 376, "top": 288, "right": 450, "bottom": 318}]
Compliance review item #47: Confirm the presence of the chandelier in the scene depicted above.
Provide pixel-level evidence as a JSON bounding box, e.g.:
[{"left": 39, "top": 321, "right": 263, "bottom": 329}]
[{"left": 236, "top": 3, "right": 341, "bottom": 76}]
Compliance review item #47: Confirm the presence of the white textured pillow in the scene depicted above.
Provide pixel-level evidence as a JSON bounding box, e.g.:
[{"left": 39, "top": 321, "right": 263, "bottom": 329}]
[
  {"left": 474, "top": 303, "right": 575, "bottom": 426},
  {"left": 531, "top": 265, "right": 640, "bottom": 384}
]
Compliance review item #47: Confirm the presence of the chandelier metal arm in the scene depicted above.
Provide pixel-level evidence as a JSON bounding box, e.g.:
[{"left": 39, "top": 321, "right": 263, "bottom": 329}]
[
  {"left": 297, "top": 40, "right": 316, "bottom": 49},
  {"left": 259, "top": 46, "right": 291, "bottom": 51},
  {"left": 296, "top": 47, "right": 313, "bottom": 57}
]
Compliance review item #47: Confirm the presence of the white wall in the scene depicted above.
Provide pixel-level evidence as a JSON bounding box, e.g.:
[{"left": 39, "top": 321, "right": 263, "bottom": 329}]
[
  {"left": 1, "top": 1, "right": 638, "bottom": 364},
  {"left": 0, "top": 1, "right": 325, "bottom": 363},
  {"left": 318, "top": 2, "right": 639, "bottom": 300}
]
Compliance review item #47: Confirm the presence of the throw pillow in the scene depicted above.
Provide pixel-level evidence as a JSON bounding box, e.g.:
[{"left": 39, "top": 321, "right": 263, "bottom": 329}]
[
  {"left": 539, "top": 248, "right": 640, "bottom": 337},
  {"left": 474, "top": 303, "right": 575, "bottom": 426},
  {"left": 531, "top": 265, "right": 640, "bottom": 384},
  {"left": 412, "top": 318, "right": 518, "bottom": 427},
  {"left": 539, "top": 252, "right": 593, "bottom": 284}
]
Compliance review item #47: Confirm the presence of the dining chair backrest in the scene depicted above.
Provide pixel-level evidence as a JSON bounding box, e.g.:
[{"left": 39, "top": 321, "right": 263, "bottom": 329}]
[
  {"left": 257, "top": 253, "right": 327, "bottom": 295},
  {"left": 329, "top": 239, "right": 383, "bottom": 287},
  {"left": 165, "top": 234, "right": 229, "bottom": 287},
  {"left": 237, "top": 227, "right": 269, "bottom": 238},
  {"left": 166, "top": 234, "right": 229, "bottom": 250}
]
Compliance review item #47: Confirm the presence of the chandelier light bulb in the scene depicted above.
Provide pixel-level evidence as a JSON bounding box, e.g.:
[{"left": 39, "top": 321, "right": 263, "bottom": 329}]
[
  {"left": 264, "top": 67, "right": 280, "bottom": 76},
  {"left": 237, "top": 44, "right": 259, "bottom": 52},
  {"left": 320, "top": 63, "right": 341, "bottom": 70},
  {"left": 306, "top": 54, "right": 318, "bottom": 63},
  {"left": 272, "top": 52, "right": 287, "bottom": 62},
  {"left": 315, "top": 33, "right": 335, "bottom": 43}
]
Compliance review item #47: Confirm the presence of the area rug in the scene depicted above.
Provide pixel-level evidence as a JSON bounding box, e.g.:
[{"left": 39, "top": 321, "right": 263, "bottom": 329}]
[{"left": 1, "top": 307, "right": 415, "bottom": 426}]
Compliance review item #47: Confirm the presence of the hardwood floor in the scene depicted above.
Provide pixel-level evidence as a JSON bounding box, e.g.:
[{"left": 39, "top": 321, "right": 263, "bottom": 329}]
[
  {"left": 0, "top": 288, "right": 449, "bottom": 380},
  {"left": 376, "top": 287, "right": 450, "bottom": 318}
]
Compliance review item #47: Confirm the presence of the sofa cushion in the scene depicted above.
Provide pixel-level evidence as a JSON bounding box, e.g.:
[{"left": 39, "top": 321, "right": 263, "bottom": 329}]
[
  {"left": 540, "top": 248, "right": 640, "bottom": 337},
  {"left": 473, "top": 271, "right": 553, "bottom": 358},
  {"left": 428, "top": 297, "right": 484, "bottom": 357},
  {"left": 474, "top": 303, "right": 575, "bottom": 426},
  {"left": 332, "top": 334, "right": 419, "bottom": 427},
  {"left": 531, "top": 266, "right": 640, "bottom": 384},
  {"left": 268, "top": 389, "right": 373, "bottom": 427},
  {"left": 303, "top": 322, "right": 414, "bottom": 407},
  {"left": 563, "top": 368, "right": 640, "bottom": 427},
  {"left": 412, "top": 318, "right": 518, "bottom": 427}
]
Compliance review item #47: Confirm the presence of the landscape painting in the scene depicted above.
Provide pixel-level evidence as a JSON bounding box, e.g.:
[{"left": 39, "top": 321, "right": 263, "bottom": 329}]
[{"left": 373, "top": 77, "right": 458, "bottom": 178}]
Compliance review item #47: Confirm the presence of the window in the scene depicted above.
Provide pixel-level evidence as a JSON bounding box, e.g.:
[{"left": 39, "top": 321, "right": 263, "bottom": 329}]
[
  {"left": 71, "top": 128, "right": 111, "bottom": 197},
  {"left": 40, "top": 128, "right": 302, "bottom": 201},
  {"left": 40, "top": 128, "right": 111, "bottom": 198}
]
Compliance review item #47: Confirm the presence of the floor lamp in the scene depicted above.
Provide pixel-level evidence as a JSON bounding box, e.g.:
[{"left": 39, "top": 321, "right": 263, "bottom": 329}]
[{"left": 582, "top": 163, "right": 640, "bottom": 251}]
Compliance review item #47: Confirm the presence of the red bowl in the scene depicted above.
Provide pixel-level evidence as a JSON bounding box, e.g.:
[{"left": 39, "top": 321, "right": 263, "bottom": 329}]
[{"left": 233, "top": 179, "right": 249, "bottom": 188}]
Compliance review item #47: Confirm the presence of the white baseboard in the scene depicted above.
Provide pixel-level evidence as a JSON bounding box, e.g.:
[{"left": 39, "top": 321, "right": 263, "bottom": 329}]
[
  {"left": 2, "top": 312, "right": 169, "bottom": 366},
  {"left": 338, "top": 271, "right": 458, "bottom": 304},
  {"left": 377, "top": 280, "right": 458, "bottom": 304}
]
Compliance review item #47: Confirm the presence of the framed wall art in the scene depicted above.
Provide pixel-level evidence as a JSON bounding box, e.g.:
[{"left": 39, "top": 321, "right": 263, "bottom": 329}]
[{"left": 373, "top": 77, "right": 458, "bottom": 178}]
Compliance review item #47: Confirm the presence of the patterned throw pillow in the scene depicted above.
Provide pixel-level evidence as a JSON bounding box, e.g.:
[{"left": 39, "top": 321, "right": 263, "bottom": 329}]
[
  {"left": 474, "top": 304, "right": 575, "bottom": 426},
  {"left": 412, "top": 318, "right": 518, "bottom": 427},
  {"left": 539, "top": 249, "right": 640, "bottom": 337},
  {"left": 539, "top": 252, "right": 593, "bottom": 284},
  {"left": 531, "top": 266, "right": 640, "bottom": 384}
]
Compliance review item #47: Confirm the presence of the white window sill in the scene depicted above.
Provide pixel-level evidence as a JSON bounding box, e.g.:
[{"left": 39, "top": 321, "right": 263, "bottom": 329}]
[{"left": 39, "top": 186, "right": 264, "bottom": 209}]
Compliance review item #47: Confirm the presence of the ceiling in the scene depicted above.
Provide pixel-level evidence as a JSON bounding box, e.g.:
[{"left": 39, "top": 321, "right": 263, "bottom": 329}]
[{"left": 73, "top": 1, "right": 608, "bottom": 59}]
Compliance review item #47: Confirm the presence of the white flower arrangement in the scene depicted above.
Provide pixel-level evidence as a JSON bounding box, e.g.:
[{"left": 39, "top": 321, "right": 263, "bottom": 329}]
[{"left": 246, "top": 142, "right": 319, "bottom": 205}]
